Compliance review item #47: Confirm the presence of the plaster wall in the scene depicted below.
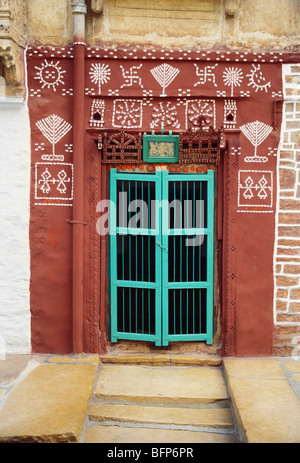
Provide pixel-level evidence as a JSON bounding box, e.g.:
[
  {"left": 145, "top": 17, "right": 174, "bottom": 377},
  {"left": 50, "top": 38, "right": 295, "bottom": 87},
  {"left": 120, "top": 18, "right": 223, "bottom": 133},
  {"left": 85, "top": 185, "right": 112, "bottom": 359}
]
[
  {"left": 24, "top": 0, "right": 300, "bottom": 51},
  {"left": 0, "top": 95, "right": 31, "bottom": 354}
]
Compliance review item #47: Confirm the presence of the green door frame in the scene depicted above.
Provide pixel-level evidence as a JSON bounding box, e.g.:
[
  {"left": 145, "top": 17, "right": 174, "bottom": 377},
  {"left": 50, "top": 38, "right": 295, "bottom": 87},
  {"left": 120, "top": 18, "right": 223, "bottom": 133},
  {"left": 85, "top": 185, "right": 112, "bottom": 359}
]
[{"left": 109, "top": 168, "right": 215, "bottom": 346}]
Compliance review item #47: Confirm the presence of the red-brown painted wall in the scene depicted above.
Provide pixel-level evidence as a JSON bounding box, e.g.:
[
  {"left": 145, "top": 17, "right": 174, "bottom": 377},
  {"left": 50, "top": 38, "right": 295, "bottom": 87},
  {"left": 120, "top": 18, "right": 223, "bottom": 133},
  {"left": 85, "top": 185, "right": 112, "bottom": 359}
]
[{"left": 27, "top": 46, "right": 290, "bottom": 355}]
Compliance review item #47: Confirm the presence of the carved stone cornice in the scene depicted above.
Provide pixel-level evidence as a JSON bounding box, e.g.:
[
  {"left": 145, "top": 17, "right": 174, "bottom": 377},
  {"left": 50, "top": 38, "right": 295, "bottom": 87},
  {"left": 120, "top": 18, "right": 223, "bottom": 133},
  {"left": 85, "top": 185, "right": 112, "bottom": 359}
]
[{"left": 0, "top": 0, "right": 26, "bottom": 92}]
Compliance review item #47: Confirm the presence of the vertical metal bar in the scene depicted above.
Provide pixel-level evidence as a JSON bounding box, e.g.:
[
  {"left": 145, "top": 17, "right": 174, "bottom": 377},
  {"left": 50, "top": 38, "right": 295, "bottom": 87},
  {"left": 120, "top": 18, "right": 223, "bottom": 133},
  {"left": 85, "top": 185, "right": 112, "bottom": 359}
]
[
  {"left": 135, "top": 287, "right": 137, "bottom": 333},
  {"left": 199, "top": 288, "right": 201, "bottom": 334},
  {"left": 199, "top": 180, "right": 202, "bottom": 282},
  {"left": 193, "top": 288, "right": 195, "bottom": 334},
  {"left": 142, "top": 288, "right": 144, "bottom": 334},
  {"left": 148, "top": 182, "right": 150, "bottom": 281},
  {"left": 110, "top": 169, "right": 118, "bottom": 342},
  {"left": 206, "top": 170, "right": 215, "bottom": 344},
  {"left": 156, "top": 171, "right": 163, "bottom": 345},
  {"left": 122, "top": 287, "right": 125, "bottom": 332},
  {"left": 161, "top": 170, "right": 169, "bottom": 346},
  {"left": 142, "top": 182, "right": 144, "bottom": 281},
  {"left": 135, "top": 181, "right": 137, "bottom": 282},
  {"left": 173, "top": 182, "right": 176, "bottom": 283},
  {"left": 148, "top": 182, "right": 151, "bottom": 330},
  {"left": 141, "top": 182, "right": 144, "bottom": 333},
  {"left": 129, "top": 287, "right": 131, "bottom": 333},
  {"left": 193, "top": 181, "right": 195, "bottom": 334},
  {"left": 128, "top": 181, "right": 131, "bottom": 281}
]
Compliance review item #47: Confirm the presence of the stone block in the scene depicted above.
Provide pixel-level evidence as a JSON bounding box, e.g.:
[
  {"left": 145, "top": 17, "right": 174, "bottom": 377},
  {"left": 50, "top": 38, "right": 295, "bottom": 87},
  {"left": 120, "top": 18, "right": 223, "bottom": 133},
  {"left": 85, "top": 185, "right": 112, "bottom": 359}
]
[
  {"left": 95, "top": 365, "right": 229, "bottom": 404},
  {"left": 276, "top": 275, "right": 299, "bottom": 286},
  {"left": 27, "top": 0, "right": 72, "bottom": 45},
  {"left": 84, "top": 425, "right": 236, "bottom": 443},
  {"left": 223, "top": 359, "right": 300, "bottom": 443},
  {"left": 88, "top": 403, "right": 234, "bottom": 428},
  {"left": 278, "top": 227, "right": 300, "bottom": 238},
  {"left": 279, "top": 168, "right": 296, "bottom": 189},
  {"left": 0, "top": 364, "right": 97, "bottom": 443},
  {"left": 291, "top": 288, "right": 300, "bottom": 299},
  {"left": 284, "top": 264, "right": 300, "bottom": 274}
]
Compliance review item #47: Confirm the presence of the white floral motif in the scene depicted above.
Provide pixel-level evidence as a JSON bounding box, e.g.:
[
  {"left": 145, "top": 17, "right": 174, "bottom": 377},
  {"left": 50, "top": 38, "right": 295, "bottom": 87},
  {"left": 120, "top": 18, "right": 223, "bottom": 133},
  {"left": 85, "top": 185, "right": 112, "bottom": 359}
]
[
  {"left": 89, "top": 63, "right": 111, "bottom": 94},
  {"left": 186, "top": 100, "right": 216, "bottom": 129},
  {"left": 113, "top": 99, "right": 143, "bottom": 128},
  {"left": 150, "top": 102, "right": 180, "bottom": 129},
  {"left": 223, "top": 67, "right": 243, "bottom": 97}
]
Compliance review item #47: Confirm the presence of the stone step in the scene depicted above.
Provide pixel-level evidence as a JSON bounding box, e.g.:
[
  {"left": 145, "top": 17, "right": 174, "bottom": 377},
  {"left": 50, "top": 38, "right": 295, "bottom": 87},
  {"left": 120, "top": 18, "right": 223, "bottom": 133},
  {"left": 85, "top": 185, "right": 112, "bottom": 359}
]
[
  {"left": 84, "top": 425, "right": 237, "bottom": 443},
  {"left": 95, "top": 365, "right": 229, "bottom": 404},
  {"left": 100, "top": 354, "right": 222, "bottom": 367},
  {"left": 88, "top": 403, "right": 234, "bottom": 428},
  {"left": 0, "top": 362, "right": 98, "bottom": 443}
]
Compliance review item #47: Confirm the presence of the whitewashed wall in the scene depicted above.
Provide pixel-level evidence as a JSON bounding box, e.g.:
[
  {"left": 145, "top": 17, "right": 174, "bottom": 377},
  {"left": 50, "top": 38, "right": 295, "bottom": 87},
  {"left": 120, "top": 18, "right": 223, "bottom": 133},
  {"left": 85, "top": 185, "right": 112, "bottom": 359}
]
[{"left": 0, "top": 96, "right": 31, "bottom": 355}]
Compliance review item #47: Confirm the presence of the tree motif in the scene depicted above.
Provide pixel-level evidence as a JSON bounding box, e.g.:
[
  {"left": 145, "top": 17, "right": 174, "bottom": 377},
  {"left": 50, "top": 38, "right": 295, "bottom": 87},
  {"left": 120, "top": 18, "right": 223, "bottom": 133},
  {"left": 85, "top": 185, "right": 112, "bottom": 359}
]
[
  {"left": 240, "top": 120, "right": 273, "bottom": 162},
  {"left": 150, "top": 63, "right": 180, "bottom": 97},
  {"left": 89, "top": 63, "right": 111, "bottom": 94},
  {"left": 223, "top": 67, "right": 243, "bottom": 97},
  {"left": 36, "top": 114, "right": 72, "bottom": 156}
]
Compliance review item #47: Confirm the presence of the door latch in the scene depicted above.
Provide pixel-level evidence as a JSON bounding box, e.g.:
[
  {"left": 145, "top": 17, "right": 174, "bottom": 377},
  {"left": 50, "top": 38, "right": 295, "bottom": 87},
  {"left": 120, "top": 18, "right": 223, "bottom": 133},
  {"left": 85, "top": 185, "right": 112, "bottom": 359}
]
[{"left": 156, "top": 241, "right": 167, "bottom": 252}]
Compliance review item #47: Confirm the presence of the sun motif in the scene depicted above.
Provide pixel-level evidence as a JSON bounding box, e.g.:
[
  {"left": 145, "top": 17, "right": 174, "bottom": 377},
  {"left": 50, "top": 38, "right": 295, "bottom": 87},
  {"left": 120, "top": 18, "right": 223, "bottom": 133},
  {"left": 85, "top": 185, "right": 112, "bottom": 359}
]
[
  {"left": 34, "top": 60, "right": 66, "bottom": 92},
  {"left": 246, "top": 64, "right": 271, "bottom": 93}
]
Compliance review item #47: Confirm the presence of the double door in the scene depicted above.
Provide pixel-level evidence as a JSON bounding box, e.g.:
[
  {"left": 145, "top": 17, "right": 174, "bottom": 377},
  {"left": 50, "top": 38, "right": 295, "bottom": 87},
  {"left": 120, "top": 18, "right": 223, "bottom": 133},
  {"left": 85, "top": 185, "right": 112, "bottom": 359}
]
[{"left": 109, "top": 168, "right": 214, "bottom": 346}]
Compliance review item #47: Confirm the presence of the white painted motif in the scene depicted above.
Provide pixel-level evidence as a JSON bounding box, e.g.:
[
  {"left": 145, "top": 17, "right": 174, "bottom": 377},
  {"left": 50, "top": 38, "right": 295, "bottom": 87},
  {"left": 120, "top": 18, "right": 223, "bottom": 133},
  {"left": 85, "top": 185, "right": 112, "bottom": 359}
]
[
  {"left": 120, "top": 64, "right": 144, "bottom": 89},
  {"left": 185, "top": 100, "right": 216, "bottom": 129},
  {"left": 89, "top": 63, "right": 111, "bottom": 94},
  {"left": 238, "top": 170, "right": 273, "bottom": 212},
  {"left": 36, "top": 114, "right": 72, "bottom": 160},
  {"left": 150, "top": 63, "right": 180, "bottom": 97},
  {"left": 34, "top": 60, "right": 66, "bottom": 92},
  {"left": 112, "top": 99, "right": 143, "bottom": 128},
  {"left": 194, "top": 63, "right": 218, "bottom": 88},
  {"left": 224, "top": 99, "right": 237, "bottom": 129},
  {"left": 35, "top": 162, "right": 73, "bottom": 203},
  {"left": 230, "top": 147, "right": 242, "bottom": 156},
  {"left": 240, "top": 120, "right": 273, "bottom": 163},
  {"left": 29, "top": 88, "right": 41, "bottom": 98},
  {"left": 247, "top": 64, "right": 271, "bottom": 93},
  {"left": 61, "top": 88, "right": 74, "bottom": 97},
  {"left": 150, "top": 101, "right": 180, "bottom": 129},
  {"left": 223, "top": 67, "right": 243, "bottom": 97},
  {"left": 90, "top": 99, "right": 105, "bottom": 128}
]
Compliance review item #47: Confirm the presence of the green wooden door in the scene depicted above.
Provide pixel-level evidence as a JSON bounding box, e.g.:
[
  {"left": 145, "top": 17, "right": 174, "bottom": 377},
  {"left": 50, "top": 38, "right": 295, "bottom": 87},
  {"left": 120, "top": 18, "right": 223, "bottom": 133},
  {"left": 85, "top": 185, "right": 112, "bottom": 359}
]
[{"left": 110, "top": 168, "right": 214, "bottom": 347}]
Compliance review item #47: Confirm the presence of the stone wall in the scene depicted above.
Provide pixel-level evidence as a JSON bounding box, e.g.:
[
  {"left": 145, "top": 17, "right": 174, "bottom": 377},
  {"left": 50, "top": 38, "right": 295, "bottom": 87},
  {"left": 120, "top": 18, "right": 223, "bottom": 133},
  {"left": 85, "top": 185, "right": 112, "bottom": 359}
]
[
  {"left": 274, "top": 64, "right": 300, "bottom": 355},
  {"left": 23, "top": 0, "right": 300, "bottom": 51}
]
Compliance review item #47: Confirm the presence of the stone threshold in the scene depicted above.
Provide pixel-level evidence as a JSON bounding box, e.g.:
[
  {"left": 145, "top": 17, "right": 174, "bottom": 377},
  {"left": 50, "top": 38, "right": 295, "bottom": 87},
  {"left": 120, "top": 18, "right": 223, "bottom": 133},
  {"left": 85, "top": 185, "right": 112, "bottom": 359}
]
[{"left": 100, "top": 353, "right": 222, "bottom": 367}]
